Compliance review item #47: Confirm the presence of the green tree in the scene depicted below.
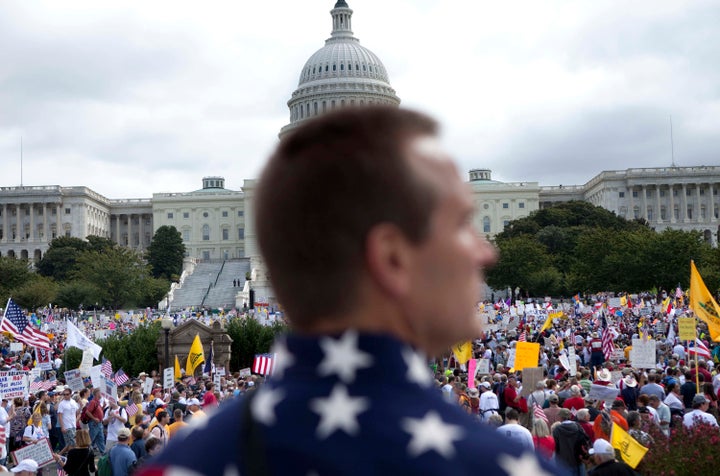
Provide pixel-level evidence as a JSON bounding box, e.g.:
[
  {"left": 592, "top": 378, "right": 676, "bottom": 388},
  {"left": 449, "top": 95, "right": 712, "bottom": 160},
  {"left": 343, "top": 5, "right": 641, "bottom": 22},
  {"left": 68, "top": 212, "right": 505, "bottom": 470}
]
[
  {"left": 226, "top": 316, "right": 287, "bottom": 371},
  {"left": 55, "top": 281, "right": 100, "bottom": 309},
  {"left": 146, "top": 226, "right": 186, "bottom": 281},
  {"left": 486, "top": 236, "right": 552, "bottom": 297},
  {"left": 97, "top": 321, "right": 161, "bottom": 375},
  {"left": 36, "top": 237, "right": 89, "bottom": 281},
  {"left": 73, "top": 247, "right": 148, "bottom": 309},
  {"left": 86, "top": 235, "right": 116, "bottom": 252},
  {"left": 12, "top": 276, "right": 59, "bottom": 311},
  {"left": 0, "top": 256, "right": 33, "bottom": 303},
  {"left": 138, "top": 277, "right": 171, "bottom": 308}
]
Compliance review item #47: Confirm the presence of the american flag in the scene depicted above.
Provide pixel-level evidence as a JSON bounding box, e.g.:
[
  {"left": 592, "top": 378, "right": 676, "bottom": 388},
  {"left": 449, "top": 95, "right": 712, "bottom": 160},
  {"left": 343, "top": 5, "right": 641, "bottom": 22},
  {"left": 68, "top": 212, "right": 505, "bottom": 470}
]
[
  {"left": 101, "top": 358, "right": 113, "bottom": 378},
  {"left": 114, "top": 369, "right": 129, "bottom": 385},
  {"left": 0, "top": 427, "right": 5, "bottom": 446},
  {"left": 688, "top": 338, "right": 711, "bottom": 359},
  {"left": 533, "top": 403, "right": 548, "bottom": 424},
  {"left": 0, "top": 298, "right": 51, "bottom": 350},
  {"left": 30, "top": 377, "right": 45, "bottom": 392},
  {"left": 518, "top": 331, "right": 526, "bottom": 342},
  {"left": 601, "top": 328, "right": 614, "bottom": 360},
  {"left": 126, "top": 402, "right": 139, "bottom": 417},
  {"left": 252, "top": 353, "right": 274, "bottom": 375}
]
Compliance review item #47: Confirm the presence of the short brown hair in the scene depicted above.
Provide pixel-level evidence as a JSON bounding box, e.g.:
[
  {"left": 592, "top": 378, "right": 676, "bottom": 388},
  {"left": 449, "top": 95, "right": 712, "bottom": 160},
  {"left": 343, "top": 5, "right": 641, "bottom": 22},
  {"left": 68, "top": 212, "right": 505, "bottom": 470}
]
[
  {"left": 75, "top": 429, "right": 91, "bottom": 448},
  {"left": 256, "top": 106, "right": 438, "bottom": 325}
]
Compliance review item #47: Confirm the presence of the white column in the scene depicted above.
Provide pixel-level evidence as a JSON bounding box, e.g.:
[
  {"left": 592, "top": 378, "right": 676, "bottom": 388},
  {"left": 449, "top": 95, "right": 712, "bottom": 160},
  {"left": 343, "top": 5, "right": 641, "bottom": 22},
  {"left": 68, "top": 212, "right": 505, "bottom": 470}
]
[
  {"left": 670, "top": 186, "right": 676, "bottom": 223},
  {"left": 29, "top": 203, "right": 35, "bottom": 242},
  {"left": 655, "top": 185, "right": 662, "bottom": 222},
  {"left": 641, "top": 185, "right": 648, "bottom": 220},
  {"left": 43, "top": 204, "right": 48, "bottom": 242},
  {"left": 628, "top": 186, "right": 634, "bottom": 218},
  {"left": 2, "top": 204, "right": 7, "bottom": 243},
  {"left": 16, "top": 205, "right": 22, "bottom": 242},
  {"left": 138, "top": 214, "right": 144, "bottom": 249},
  {"left": 127, "top": 214, "right": 133, "bottom": 248},
  {"left": 56, "top": 204, "right": 62, "bottom": 238},
  {"left": 681, "top": 184, "right": 688, "bottom": 221}
]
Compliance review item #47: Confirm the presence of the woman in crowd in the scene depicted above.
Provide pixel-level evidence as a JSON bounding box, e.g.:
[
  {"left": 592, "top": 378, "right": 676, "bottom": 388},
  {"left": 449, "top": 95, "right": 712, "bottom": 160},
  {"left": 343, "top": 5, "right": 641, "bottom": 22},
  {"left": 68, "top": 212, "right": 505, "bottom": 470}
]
[
  {"left": 22, "top": 412, "right": 47, "bottom": 445},
  {"left": 531, "top": 419, "right": 555, "bottom": 459},
  {"left": 56, "top": 429, "right": 96, "bottom": 476}
]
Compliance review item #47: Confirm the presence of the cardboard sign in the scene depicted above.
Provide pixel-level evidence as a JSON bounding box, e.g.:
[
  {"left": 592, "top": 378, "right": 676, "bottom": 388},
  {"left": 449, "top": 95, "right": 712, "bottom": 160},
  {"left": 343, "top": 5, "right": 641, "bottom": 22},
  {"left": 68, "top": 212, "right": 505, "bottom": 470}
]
[
  {"left": 163, "top": 368, "right": 174, "bottom": 390},
  {"left": 678, "top": 318, "right": 697, "bottom": 341},
  {"left": 610, "top": 349, "right": 625, "bottom": 361},
  {"left": 143, "top": 377, "right": 154, "bottom": 395},
  {"left": 12, "top": 438, "right": 54, "bottom": 467},
  {"left": 0, "top": 371, "right": 29, "bottom": 399},
  {"left": 35, "top": 348, "right": 53, "bottom": 371},
  {"left": 507, "top": 349, "right": 516, "bottom": 370},
  {"left": 608, "top": 298, "right": 621, "bottom": 308},
  {"left": 90, "top": 365, "right": 104, "bottom": 390},
  {"left": 213, "top": 373, "right": 221, "bottom": 389},
  {"left": 103, "top": 377, "right": 118, "bottom": 402},
  {"left": 630, "top": 339, "right": 657, "bottom": 369},
  {"left": 79, "top": 350, "right": 94, "bottom": 377},
  {"left": 520, "top": 367, "right": 544, "bottom": 397},
  {"left": 64, "top": 369, "right": 84, "bottom": 392},
  {"left": 467, "top": 359, "right": 477, "bottom": 388},
  {"left": 514, "top": 342, "right": 540, "bottom": 371}
]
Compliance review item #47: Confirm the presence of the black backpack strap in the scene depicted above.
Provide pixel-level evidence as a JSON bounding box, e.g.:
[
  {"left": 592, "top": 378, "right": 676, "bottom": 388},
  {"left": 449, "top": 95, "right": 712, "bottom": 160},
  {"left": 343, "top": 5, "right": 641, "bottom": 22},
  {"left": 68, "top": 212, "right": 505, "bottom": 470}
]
[{"left": 239, "top": 391, "right": 270, "bottom": 476}]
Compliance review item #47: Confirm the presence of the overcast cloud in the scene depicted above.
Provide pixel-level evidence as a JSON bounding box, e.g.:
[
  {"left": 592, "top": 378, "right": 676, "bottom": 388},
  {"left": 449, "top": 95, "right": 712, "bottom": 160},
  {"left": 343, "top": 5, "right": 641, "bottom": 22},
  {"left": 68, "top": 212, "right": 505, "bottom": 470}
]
[{"left": 1, "top": 0, "right": 719, "bottom": 198}]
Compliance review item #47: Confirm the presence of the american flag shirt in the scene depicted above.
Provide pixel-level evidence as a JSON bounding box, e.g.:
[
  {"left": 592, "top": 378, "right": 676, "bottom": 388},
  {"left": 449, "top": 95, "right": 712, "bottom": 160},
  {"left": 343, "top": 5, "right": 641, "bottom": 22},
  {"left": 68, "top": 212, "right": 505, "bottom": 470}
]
[{"left": 139, "top": 331, "right": 565, "bottom": 476}]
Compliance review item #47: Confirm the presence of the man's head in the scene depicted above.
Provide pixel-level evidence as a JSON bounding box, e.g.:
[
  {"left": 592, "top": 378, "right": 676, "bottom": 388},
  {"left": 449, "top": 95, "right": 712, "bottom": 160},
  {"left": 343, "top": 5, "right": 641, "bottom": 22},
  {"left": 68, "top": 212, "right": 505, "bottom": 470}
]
[
  {"left": 117, "top": 427, "right": 131, "bottom": 444},
  {"left": 10, "top": 459, "right": 38, "bottom": 475},
  {"left": 257, "top": 106, "right": 496, "bottom": 354},
  {"left": 692, "top": 393, "right": 710, "bottom": 410},
  {"left": 589, "top": 438, "right": 615, "bottom": 465}
]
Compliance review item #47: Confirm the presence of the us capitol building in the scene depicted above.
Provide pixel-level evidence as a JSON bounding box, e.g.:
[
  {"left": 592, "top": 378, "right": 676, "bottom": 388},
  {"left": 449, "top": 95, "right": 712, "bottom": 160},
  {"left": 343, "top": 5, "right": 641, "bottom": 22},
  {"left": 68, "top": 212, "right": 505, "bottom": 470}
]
[{"left": 2, "top": 0, "right": 720, "bottom": 272}]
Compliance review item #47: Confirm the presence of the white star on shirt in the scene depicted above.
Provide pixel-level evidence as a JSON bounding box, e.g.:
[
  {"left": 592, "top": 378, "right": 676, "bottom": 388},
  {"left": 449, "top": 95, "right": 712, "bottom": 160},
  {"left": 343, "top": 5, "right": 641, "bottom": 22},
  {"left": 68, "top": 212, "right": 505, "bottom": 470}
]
[
  {"left": 271, "top": 338, "right": 295, "bottom": 379},
  {"left": 310, "top": 384, "right": 370, "bottom": 439},
  {"left": 251, "top": 387, "right": 285, "bottom": 426},
  {"left": 402, "top": 347, "right": 433, "bottom": 387},
  {"left": 401, "top": 411, "right": 464, "bottom": 459},
  {"left": 497, "top": 451, "right": 554, "bottom": 476},
  {"left": 317, "top": 330, "right": 373, "bottom": 383}
]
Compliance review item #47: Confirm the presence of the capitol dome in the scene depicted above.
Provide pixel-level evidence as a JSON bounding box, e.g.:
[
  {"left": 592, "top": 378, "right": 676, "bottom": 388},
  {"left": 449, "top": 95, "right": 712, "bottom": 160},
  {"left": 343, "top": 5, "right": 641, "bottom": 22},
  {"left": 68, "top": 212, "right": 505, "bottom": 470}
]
[{"left": 279, "top": 1, "right": 401, "bottom": 137}]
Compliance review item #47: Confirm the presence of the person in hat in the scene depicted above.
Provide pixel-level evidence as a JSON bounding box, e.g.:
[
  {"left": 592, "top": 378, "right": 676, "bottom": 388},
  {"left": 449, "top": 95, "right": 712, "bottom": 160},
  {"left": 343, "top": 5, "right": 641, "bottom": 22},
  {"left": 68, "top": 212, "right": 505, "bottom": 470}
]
[
  {"left": 587, "top": 439, "right": 635, "bottom": 476},
  {"left": 467, "top": 387, "right": 481, "bottom": 419},
  {"left": 10, "top": 458, "right": 38, "bottom": 476},
  {"left": 593, "top": 400, "right": 629, "bottom": 442},
  {"left": 183, "top": 398, "right": 205, "bottom": 424},
  {"left": 683, "top": 394, "right": 719, "bottom": 429},
  {"left": 619, "top": 374, "right": 639, "bottom": 411},
  {"left": 593, "top": 368, "right": 614, "bottom": 387},
  {"left": 109, "top": 427, "right": 136, "bottom": 476},
  {"left": 136, "top": 107, "right": 563, "bottom": 476},
  {"left": 478, "top": 381, "right": 500, "bottom": 423}
]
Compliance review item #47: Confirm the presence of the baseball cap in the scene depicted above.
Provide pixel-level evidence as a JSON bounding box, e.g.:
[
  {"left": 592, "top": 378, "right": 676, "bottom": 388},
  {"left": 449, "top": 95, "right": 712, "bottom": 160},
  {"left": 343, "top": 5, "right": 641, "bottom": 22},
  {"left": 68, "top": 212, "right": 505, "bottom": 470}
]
[
  {"left": 693, "top": 394, "right": 710, "bottom": 405},
  {"left": 589, "top": 439, "right": 614, "bottom": 456},
  {"left": 480, "top": 381, "right": 492, "bottom": 390},
  {"left": 117, "top": 428, "right": 131, "bottom": 440}
]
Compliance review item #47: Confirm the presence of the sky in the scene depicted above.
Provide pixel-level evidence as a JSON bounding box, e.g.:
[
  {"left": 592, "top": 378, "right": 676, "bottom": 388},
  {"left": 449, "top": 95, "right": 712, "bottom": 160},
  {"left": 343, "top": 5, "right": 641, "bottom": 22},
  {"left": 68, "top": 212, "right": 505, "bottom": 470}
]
[{"left": 1, "top": 0, "right": 719, "bottom": 199}]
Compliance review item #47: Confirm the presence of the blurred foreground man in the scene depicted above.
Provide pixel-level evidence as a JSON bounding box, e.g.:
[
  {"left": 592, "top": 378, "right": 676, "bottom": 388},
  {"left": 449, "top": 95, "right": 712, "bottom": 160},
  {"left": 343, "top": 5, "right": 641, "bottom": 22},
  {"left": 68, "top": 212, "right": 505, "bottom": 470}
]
[{"left": 140, "top": 107, "right": 563, "bottom": 475}]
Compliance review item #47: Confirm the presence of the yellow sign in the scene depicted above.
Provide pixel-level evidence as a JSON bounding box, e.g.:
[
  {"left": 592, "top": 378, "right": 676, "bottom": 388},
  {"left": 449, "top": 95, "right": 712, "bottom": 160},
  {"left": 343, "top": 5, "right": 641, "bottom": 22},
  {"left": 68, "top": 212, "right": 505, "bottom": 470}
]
[
  {"left": 513, "top": 342, "right": 540, "bottom": 371},
  {"left": 678, "top": 318, "right": 697, "bottom": 341}
]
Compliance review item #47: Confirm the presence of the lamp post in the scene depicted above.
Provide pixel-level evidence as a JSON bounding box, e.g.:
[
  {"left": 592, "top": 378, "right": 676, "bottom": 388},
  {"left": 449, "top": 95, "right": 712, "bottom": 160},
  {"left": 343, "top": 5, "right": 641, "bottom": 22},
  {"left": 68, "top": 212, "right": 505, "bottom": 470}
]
[{"left": 161, "top": 317, "right": 173, "bottom": 370}]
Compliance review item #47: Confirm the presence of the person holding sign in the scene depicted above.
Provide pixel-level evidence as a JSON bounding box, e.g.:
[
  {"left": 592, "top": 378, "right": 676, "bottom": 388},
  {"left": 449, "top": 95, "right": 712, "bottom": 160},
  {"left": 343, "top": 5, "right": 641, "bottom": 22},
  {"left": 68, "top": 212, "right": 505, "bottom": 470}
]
[{"left": 22, "top": 413, "right": 46, "bottom": 445}]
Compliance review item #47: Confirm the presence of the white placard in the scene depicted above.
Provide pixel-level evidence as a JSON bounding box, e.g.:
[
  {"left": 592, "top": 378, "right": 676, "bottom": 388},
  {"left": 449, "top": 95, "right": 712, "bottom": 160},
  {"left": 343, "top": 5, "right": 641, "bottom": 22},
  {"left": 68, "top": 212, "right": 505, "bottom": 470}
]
[
  {"left": 216, "top": 367, "right": 226, "bottom": 376},
  {"left": 11, "top": 438, "right": 54, "bottom": 467},
  {"left": 0, "top": 371, "right": 29, "bottom": 399},
  {"left": 90, "top": 365, "right": 104, "bottom": 390},
  {"left": 103, "top": 377, "right": 118, "bottom": 402},
  {"left": 477, "top": 358, "right": 491, "bottom": 375},
  {"left": 568, "top": 347, "right": 577, "bottom": 376},
  {"left": 79, "top": 350, "right": 94, "bottom": 377},
  {"left": 213, "top": 373, "right": 221, "bottom": 388},
  {"left": 588, "top": 383, "right": 619, "bottom": 403},
  {"left": 143, "top": 376, "right": 154, "bottom": 395},
  {"left": 65, "top": 369, "right": 84, "bottom": 392},
  {"left": 163, "top": 368, "right": 174, "bottom": 390},
  {"left": 238, "top": 368, "right": 251, "bottom": 378},
  {"left": 9, "top": 343, "right": 23, "bottom": 352},
  {"left": 630, "top": 338, "right": 657, "bottom": 368},
  {"left": 608, "top": 298, "right": 621, "bottom": 308},
  {"left": 507, "top": 349, "right": 516, "bottom": 369}
]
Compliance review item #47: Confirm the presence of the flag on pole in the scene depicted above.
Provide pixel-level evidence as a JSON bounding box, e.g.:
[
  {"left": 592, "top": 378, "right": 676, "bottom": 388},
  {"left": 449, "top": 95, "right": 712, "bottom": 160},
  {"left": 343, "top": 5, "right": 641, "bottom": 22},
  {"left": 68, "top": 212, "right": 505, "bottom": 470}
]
[
  {"left": 611, "top": 422, "right": 648, "bottom": 469},
  {"left": 689, "top": 260, "right": 720, "bottom": 341},
  {"left": 114, "top": 369, "right": 129, "bottom": 386},
  {"left": 533, "top": 403, "right": 548, "bottom": 424},
  {"left": 185, "top": 334, "right": 205, "bottom": 376},
  {"left": 66, "top": 318, "right": 103, "bottom": 359},
  {"left": 253, "top": 354, "right": 274, "bottom": 375},
  {"left": 174, "top": 355, "right": 182, "bottom": 381},
  {"left": 688, "top": 338, "right": 711, "bottom": 359},
  {"left": 452, "top": 341, "right": 473, "bottom": 365},
  {"left": 101, "top": 357, "right": 113, "bottom": 378},
  {"left": 203, "top": 340, "right": 214, "bottom": 375},
  {"left": 0, "top": 298, "right": 51, "bottom": 349}
]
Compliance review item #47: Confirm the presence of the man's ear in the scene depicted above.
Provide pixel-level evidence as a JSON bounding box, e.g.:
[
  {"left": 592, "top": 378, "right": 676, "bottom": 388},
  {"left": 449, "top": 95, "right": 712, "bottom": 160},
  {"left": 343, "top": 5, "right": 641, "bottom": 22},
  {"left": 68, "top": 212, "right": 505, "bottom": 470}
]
[{"left": 365, "top": 223, "right": 414, "bottom": 298}]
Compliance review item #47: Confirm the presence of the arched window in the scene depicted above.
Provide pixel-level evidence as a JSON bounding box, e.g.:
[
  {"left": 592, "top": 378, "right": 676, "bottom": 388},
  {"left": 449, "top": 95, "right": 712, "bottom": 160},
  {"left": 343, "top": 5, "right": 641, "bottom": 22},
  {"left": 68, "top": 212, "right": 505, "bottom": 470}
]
[{"left": 202, "top": 224, "right": 210, "bottom": 241}]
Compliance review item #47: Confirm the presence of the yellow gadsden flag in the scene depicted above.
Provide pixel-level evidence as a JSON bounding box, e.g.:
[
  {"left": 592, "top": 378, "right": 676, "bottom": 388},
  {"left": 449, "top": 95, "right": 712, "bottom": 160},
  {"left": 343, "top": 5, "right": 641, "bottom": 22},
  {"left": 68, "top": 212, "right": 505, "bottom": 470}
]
[
  {"left": 611, "top": 422, "right": 648, "bottom": 469},
  {"left": 689, "top": 260, "right": 720, "bottom": 341},
  {"left": 174, "top": 355, "right": 182, "bottom": 381},
  {"left": 185, "top": 334, "right": 205, "bottom": 376},
  {"left": 452, "top": 341, "right": 473, "bottom": 365}
]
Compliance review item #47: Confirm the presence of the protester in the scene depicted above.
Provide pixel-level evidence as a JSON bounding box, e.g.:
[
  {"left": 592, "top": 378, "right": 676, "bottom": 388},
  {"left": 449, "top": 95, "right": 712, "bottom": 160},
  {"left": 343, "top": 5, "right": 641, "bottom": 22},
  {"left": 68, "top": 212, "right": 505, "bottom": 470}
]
[
  {"left": 683, "top": 394, "right": 719, "bottom": 429},
  {"left": 531, "top": 418, "right": 555, "bottom": 458},
  {"left": 553, "top": 408, "right": 590, "bottom": 476},
  {"left": 109, "top": 428, "right": 137, "bottom": 476},
  {"left": 58, "top": 429, "right": 96, "bottom": 476},
  {"left": 587, "top": 439, "right": 635, "bottom": 476},
  {"left": 498, "top": 408, "right": 534, "bottom": 452},
  {"left": 9, "top": 459, "right": 38, "bottom": 476},
  {"left": 137, "top": 107, "right": 564, "bottom": 475},
  {"left": 57, "top": 387, "right": 79, "bottom": 453}
]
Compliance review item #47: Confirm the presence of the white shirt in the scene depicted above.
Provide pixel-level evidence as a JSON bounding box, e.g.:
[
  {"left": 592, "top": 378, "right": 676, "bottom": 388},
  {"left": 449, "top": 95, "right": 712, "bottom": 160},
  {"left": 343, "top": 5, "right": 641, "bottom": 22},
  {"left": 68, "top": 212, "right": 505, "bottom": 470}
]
[
  {"left": 57, "top": 398, "right": 79, "bottom": 431},
  {"left": 497, "top": 422, "right": 534, "bottom": 452},
  {"left": 479, "top": 391, "right": 500, "bottom": 422},
  {"left": 683, "top": 409, "right": 718, "bottom": 429},
  {"left": 105, "top": 407, "right": 128, "bottom": 442},
  {"left": 664, "top": 392, "right": 684, "bottom": 411},
  {"left": 23, "top": 424, "right": 46, "bottom": 442}
]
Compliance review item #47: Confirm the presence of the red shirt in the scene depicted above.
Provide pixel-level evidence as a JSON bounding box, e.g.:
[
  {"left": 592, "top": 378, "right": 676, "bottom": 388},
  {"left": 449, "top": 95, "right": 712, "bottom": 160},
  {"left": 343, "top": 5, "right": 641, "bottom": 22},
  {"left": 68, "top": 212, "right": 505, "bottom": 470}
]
[
  {"left": 533, "top": 435, "right": 555, "bottom": 458},
  {"left": 202, "top": 391, "right": 218, "bottom": 408},
  {"left": 562, "top": 396, "right": 585, "bottom": 412}
]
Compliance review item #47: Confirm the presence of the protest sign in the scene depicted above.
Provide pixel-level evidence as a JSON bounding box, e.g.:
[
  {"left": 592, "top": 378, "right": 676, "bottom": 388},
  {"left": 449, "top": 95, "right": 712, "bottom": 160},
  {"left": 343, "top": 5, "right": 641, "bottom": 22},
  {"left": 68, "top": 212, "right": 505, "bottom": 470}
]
[
  {"left": 103, "top": 377, "right": 118, "bottom": 402},
  {"left": 9, "top": 343, "right": 23, "bottom": 352},
  {"left": 65, "top": 369, "right": 84, "bottom": 392},
  {"left": 79, "top": 350, "right": 94, "bottom": 377},
  {"left": 477, "top": 358, "right": 491, "bottom": 375},
  {"left": 559, "top": 354, "right": 570, "bottom": 371},
  {"left": 589, "top": 384, "right": 619, "bottom": 403},
  {"left": 35, "top": 348, "right": 53, "bottom": 371},
  {"left": 630, "top": 339, "right": 657, "bottom": 368},
  {"left": 610, "top": 371, "right": 623, "bottom": 385},
  {"left": 513, "top": 342, "right": 540, "bottom": 371},
  {"left": 216, "top": 367, "right": 226, "bottom": 376},
  {"left": 520, "top": 367, "right": 544, "bottom": 398},
  {"left": 608, "top": 297, "right": 621, "bottom": 308},
  {"left": 507, "top": 349, "right": 516, "bottom": 370},
  {"left": 0, "top": 371, "right": 28, "bottom": 399},
  {"left": 568, "top": 347, "right": 577, "bottom": 376},
  {"left": 163, "top": 368, "right": 174, "bottom": 390},
  {"left": 12, "top": 438, "right": 54, "bottom": 467},
  {"left": 610, "top": 349, "right": 625, "bottom": 361},
  {"left": 90, "top": 365, "right": 104, "bottom": 390},
  {"left": 213, "top": 373, "right": 221, "bottom": 389},
  {"left": 639, "top": 307, "right": 652, "bottom": 316},
  {"left": 143, "top": 376, "right": 154, "bottom": 395},
  {"left": 678, "top": 318, "right": 697, "bottom": 341},
  {"left": 239, "top": 368, "right": 251, "bottom": 378},
  {"left": 467, "top": 359, "right": 477, "bottom": 388}
]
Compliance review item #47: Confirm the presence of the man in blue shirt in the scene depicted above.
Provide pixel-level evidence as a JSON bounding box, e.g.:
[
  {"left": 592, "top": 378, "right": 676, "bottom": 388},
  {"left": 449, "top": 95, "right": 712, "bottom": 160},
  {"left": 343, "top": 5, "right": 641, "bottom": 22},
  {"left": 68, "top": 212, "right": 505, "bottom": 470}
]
[
  {"left": 139, "top": 107, "right": 565, "bottom": 476},
  {"left": 109, "top": 428, "right": 136, "bottom": 476}
]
